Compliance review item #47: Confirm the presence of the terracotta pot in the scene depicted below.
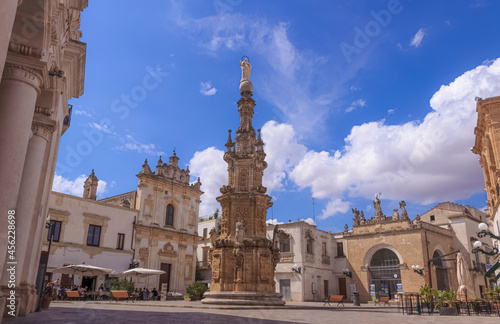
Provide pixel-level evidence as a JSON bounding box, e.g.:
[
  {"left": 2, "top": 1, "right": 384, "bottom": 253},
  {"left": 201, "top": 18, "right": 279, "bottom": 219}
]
[{"left": 41, "top": 296, "right": 52, "bottom": 310}]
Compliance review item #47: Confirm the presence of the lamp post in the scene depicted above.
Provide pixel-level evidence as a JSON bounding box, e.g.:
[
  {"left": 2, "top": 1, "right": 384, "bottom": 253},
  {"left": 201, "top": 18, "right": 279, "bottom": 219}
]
[
  {"left": 472, "top": 223, "right": 499, "bottom": 256},
  {"left": 35, "top": 215, "right": 55, "bottom": 312}
]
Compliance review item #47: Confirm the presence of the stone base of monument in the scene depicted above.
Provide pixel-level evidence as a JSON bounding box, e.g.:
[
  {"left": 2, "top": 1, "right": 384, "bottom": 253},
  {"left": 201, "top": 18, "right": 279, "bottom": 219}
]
[{"left": 201, "top": 291, "right": 286, "bottom": 306}]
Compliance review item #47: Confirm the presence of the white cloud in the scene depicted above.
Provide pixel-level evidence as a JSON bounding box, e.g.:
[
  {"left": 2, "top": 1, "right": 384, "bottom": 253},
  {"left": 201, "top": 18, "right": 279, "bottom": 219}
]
[
  {"left": 189, "top": 147, "right": 227, "bottom": 215},
  {"left": 266, "top": 219, "right": 284, "bottom": 225},
  {"left": 290, "top": 58, "right": 500, "bottom": 212},
  {"left": 387, "top": 108, "right": 396, "bottom": 115},
  {"left": 346, "top": 98, "right": 366, "bottom": 113},
  {"left": 300, "top": 218, "right": 316, "bottom": 225},
  {"left": 89, "top": 122, "right": 116, "bottom": 135},
  {"left": 261, "top": 121, "right": 307, "bottom": 192},
  {"left": 52, "top": 173, "right": 108, "bottom": 198},
  {"left": 114, "top": 135, "right": 165, "bottom": 156},
  {"left": 74, "top": 110, "right": 92, "bottom": 117},
  {"left": 410, "top": 28, "right": 425, "bottom": 48},
  {"left": 319, "top": 199, "right": 350, "bottom": 220},
  {"left": 200, "top": 81, "right": 217, "bottom": 96}
]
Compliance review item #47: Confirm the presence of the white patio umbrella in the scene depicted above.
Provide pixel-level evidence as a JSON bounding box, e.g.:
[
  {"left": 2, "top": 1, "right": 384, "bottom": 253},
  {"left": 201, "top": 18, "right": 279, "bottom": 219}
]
[
  {"left": 52, "top": 264, "right": 114, "bottom": 289},
  {"left": 456, "top": 252, "right": 477, "bottom": 301},
  {"left": 111, "top": 268, "right": 165, "bottom": 278},
  {"left": 52, "top": 264, "right": 114, "bottom": 276}
]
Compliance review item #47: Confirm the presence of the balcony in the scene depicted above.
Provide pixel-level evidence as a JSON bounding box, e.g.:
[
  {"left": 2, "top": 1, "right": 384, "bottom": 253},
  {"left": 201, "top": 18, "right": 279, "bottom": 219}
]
[
  {"left": 322, "top": 255, "right": 331, "bottom": 265},
  {"left": 197, "top": 261, "right": 211, "bottom": 269},
  {"left": 62, "top": 104, "right": 72, "bottom": 134},
  {"left": 280, "top": 252, "right": 293, "bottom": 262}
]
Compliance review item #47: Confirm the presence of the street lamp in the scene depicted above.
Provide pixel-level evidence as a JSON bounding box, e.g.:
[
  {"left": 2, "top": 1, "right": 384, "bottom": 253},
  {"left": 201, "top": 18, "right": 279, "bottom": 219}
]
[
  {"left": 129, "top": 259, "right": 140, "bottom": 269},
  {"left": 342, "top": 268, "right": 352, "bottom": 278},
  {"left": 36, "top": 214, "right": 56, "bottom": 311},
  {"left": 472, "top": 240, "right": 499, "bottom": 256},
  {"left": 291, "top": 264, "right": 301, "bottom": 274},
  {"left": 477, "top": 222, "right": 500, "bottom": 240},
  {"left": 411, "top": 265, "right": 424, "bottom": 276}
]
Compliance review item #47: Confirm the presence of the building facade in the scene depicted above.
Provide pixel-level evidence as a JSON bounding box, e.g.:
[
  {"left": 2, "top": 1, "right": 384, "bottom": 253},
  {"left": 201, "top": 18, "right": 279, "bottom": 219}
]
[
  {"left": 43, "top": 153, "right": 203, "bottom": 297},
  {"left": 252, "top": 201, "right": 493, "bottom": 303},
  {"left": 0, "top": 0, "right": 88, "bottom": 318},
  {"left": 197, "top": 213, "right": 221, "bottom": 283},
  {"left": 43, "top": 189, "right": 136, "bottom": 291},
  {"left": 473, "top": 95, "right": 500, "bottom": 238},
  {"left": 266, "top": 222, "right": 347, "bottom": 302}
]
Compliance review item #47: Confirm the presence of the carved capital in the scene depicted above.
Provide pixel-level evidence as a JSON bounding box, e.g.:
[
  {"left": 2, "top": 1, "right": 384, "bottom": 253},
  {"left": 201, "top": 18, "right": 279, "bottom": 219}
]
[
  {"left": 2, "top": 63, "right": 43, "bottom": 93},
  {"left": 32, "top": 121, "right": 55, "bottom": 141}
]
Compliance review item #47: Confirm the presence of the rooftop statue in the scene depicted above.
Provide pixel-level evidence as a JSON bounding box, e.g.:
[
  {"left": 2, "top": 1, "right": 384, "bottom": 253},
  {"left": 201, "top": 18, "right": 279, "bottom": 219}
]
[{"left": 239, "top": 57, "right": 251, "bottom": 82}]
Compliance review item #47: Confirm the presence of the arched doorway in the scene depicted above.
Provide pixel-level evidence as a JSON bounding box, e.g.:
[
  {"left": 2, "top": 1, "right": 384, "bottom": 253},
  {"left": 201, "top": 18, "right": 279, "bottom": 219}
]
[
  {"left": 433, "top": 250, "right": 450, "bottom": 291},
  {"left": 370, "top": 248, "right": 402, "bottom": 299}
]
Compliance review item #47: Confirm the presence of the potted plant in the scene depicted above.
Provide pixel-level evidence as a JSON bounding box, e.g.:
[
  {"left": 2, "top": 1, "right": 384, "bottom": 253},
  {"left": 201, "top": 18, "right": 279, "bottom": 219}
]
[
  {"left": 41, "top": 285, "right": 54, "bottom": 310},
  {"left": 419, "top": 284, "right": 435, "bottom": 313},
  {"left": 433, "top": 288, "right": 458, "bottom": 316},
  {"left": 185, "top": 282, "right": 208, "bottom": 301}
]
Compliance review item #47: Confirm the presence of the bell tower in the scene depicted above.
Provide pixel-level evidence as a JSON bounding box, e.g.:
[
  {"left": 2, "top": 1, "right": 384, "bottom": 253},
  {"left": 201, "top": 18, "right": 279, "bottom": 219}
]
[{"left": 202, "top": 59, "right": 284, "bottom": 305}]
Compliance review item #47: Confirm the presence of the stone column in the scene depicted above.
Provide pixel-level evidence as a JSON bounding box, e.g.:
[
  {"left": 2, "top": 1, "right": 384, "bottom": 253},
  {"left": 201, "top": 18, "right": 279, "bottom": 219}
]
[
  {"left": 14, "top": 120, "right": 54, "bottom": 316},
  {"left": 0, "top": 0, "right": 18, "bottom": 78},
  {"left": 0, "top": 63, "right": 41, "bottom": 318}
]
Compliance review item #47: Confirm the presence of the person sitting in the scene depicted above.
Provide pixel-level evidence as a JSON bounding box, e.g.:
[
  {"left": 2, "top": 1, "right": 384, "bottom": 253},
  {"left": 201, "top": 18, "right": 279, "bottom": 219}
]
[
  {"left": 58, "top": 286, "right": 67, "bottom": 301},
  {"left": 98, "top": 284, "right": 104, "bottom": 300}
]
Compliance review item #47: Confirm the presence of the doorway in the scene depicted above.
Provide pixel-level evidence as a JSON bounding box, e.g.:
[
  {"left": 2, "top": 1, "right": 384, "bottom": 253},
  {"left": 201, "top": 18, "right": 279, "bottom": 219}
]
[
  {"left": 369, "top": 248, "right": 402, "bottom": 299},
  {"left": 81, "top": 276, "right": 96, "bottom": 291},
  {"left": 280, "top": 279, "right": 291, "bottom": 300},
  {"left": 338, "top": 278, "right": 347, "bottom": 297},
  {"left": 323, "top": 280, "right": 329, "bottom": 299},
  {"left": 159, "top": 263, "right": 171, "bottom": 292}
]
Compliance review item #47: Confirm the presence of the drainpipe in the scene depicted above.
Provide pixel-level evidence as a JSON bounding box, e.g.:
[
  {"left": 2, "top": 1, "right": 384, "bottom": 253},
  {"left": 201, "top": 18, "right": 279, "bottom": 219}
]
[{"left": 424, "top": 230, "right": 432, "bottom": 288}]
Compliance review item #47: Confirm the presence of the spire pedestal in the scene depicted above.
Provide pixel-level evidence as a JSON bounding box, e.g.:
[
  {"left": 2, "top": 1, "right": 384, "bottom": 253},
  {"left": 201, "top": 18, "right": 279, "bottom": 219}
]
[{"left": 202, "top": 60, "right": 284, "bottom": 306}]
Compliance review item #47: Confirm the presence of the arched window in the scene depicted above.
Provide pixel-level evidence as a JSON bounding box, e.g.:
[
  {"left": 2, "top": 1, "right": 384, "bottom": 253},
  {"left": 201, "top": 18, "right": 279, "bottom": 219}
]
[
  {"left": 433, "top": 250, "right": 450, "bottom": 291},
  {"left": 165, "top": 204, "right": 174, "bottom": 226},
  {"left": 369, "top": 248, "right": 401, "bottom": 299}
]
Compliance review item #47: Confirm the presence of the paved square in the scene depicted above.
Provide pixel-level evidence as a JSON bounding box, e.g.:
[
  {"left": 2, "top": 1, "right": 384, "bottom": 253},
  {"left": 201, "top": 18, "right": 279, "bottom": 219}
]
[{"left": 4, "top": 301, "right": 498, "bottom": 324}]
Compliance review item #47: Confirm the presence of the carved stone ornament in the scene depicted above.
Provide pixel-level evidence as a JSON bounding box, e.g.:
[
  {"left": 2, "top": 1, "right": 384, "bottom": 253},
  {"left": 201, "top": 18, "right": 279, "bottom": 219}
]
[{"left": 32, "top": 121, "right": 55, "bottom": 141}]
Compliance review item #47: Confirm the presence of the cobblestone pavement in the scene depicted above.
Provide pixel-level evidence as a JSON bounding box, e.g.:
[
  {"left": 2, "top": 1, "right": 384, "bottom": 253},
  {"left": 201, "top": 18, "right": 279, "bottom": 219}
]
[{"left": 4, "top": 301, "right": 498, "bottom": 324}]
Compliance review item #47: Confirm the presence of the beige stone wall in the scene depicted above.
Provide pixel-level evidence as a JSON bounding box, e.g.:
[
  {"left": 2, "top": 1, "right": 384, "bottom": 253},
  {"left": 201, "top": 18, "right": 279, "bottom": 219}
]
[{"left": 345, "top": 221, "right": 455, "bottom": 301}]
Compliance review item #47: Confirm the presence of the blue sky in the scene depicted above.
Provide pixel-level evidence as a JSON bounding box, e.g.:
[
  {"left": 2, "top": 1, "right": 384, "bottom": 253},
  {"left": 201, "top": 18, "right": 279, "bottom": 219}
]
[{"left": 53, "top": 0, "right": 500, "bottom": 233}]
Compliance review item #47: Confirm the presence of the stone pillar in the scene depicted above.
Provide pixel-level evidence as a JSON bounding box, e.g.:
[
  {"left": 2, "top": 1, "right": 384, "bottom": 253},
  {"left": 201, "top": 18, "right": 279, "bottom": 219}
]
[
  {"left": 0, "top": 63, "right": 41, "bottom": 319},
  {"left": 0, "top": 0, "right": 18, "bottom": 78},
  {"left": 14, "top": 120, "right": 54, "bottom": 316}
]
